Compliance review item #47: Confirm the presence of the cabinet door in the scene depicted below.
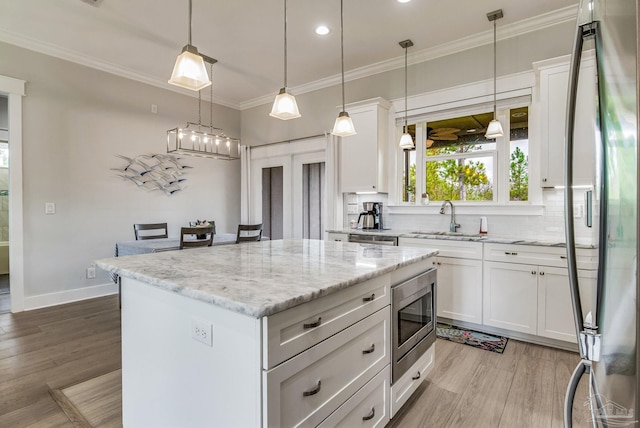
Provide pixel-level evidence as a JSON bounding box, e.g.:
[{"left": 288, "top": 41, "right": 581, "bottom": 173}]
[
  {"left": 436, "top": 257, "right": 483, "bottom": 324},
  {"left": 537, "top": 267, "right": 596, "bottom": 343},
  {"left": 483, "top": 261, "right": 538, "bottom": 334},
  {"left": 340, "top": 99, "right": 390, "bottom": 193},
  {"left": 539, "top": 57, "right": 596, "bottom": 187}
]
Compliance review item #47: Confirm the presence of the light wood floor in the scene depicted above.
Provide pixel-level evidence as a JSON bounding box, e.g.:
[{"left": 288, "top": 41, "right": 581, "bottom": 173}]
[{"left": 0, "top": 295, "right": 590, "bottom": 427}]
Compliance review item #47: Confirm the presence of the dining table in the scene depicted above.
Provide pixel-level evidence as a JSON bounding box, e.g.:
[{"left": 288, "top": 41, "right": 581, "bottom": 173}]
[{"left": 115, "top": 233, "right": 238, "bottom": 257}]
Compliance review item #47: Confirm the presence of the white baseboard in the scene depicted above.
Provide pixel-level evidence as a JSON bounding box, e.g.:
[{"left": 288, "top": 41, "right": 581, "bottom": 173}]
[{"left": 23, "top": 282, "right": 118, "bottom": 311}]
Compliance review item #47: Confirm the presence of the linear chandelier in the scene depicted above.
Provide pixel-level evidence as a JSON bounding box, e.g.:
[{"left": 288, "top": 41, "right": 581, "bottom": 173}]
[{"left": 167, "top": 59, "right": 240, "bottom": 160}]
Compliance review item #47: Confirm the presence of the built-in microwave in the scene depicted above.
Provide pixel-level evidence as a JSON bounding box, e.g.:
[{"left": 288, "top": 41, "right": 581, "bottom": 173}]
[{"left": 391, "top": 268, "right": 437, "bottom": 383}]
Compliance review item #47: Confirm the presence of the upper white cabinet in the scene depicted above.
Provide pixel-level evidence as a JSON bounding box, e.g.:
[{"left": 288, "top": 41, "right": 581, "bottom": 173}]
[
  {"left": 340, "top": 98, "right": 391, "bottom": 193},
  {"left": 537, "top": 53, "right": 596, "bottom": 187}
]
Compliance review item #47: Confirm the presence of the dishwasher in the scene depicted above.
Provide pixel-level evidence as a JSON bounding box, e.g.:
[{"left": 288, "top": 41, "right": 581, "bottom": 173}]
[{"left": 348, "top": 233, "right": 398, "bottom": 246}]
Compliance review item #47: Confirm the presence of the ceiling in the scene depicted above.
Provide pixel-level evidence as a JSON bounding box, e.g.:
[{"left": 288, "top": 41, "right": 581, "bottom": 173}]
[{"left": 0, "top": 0, "right": 578, "bottom": 109}]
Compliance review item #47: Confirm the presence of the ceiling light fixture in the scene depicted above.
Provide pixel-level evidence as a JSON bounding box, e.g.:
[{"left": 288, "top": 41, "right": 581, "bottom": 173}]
[
  {"left": 168, "top": 0, "right": 211, "bottom": 91},
  {"left": 332, "top": 0, "right": 356, "bottom": 137},
  {"left": 399, "top": 39, "right": 414, "bottom": 150},
  {"left": 397, "top": 0, "right": 412, "bottom": 3},
  {"left": 270, "top": 0, "right": 301, "bottom": 120},
  {"left": 485, "top": 9, "right": 504, "bottom": 139},
  {"left": 167, "top": 59, "right": 240, "bottom": 160},
  {"left": 315, "top": 25, "right": 330, "bottom": 35}
]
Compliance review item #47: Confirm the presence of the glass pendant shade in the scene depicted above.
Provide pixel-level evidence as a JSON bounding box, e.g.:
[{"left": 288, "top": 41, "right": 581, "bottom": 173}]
[
  {"left": 485, "top": 119, "right": 504, "bottom": 138},
  {"left": 399, "top": 132, "right": 414, "bottom": 149},
  {"left": 168, "top": 46, "right": 211, "bottom": 91},
  {"left": 269, "top": 88, "right": 301, "bottom": 120},
  {"left": 332, "top": 111, "right": 357, "bottom": 137}
]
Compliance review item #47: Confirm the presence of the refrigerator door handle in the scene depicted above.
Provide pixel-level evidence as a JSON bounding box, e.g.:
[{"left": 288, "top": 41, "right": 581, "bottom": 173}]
[
  {"left": 564, "top": 22, "right": 597, "bottom": 359},
  {"left": 564, "top": 360, "right": 593, "bottom": 428}
]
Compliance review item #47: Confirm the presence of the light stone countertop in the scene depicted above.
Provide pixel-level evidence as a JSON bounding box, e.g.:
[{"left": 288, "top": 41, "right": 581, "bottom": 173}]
[
  {"left": 326, "top": 229, "right": 596, "bottom": 249},
  {"left": 96, "top": 239, "right": 438, "bottom": 318}
]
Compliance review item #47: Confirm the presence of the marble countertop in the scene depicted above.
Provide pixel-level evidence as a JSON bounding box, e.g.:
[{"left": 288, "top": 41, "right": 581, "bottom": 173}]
[
  {"left": 326, "top": 229, "right": 596, "bottom": 249},
  {"left": 96, "top": 239, "right": 438, "bottom": 318}
]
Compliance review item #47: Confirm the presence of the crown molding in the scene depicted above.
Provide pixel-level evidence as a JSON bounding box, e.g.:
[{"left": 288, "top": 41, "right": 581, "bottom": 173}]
[
  {"left": 0, "top": 28, "right": 240, "bottom": 110},
  {"left": 240, "top": 4, "right": 578, "bottom": 110}
]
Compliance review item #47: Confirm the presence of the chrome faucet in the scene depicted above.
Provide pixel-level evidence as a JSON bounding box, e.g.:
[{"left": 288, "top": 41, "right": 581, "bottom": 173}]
[{"left": 440, "top": 200, "right": 460, "bottom": 232}]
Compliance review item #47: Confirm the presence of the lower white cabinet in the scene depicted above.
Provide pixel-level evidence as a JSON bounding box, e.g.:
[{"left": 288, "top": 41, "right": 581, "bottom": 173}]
[
  {"left": 318, "top": 365, "right": 390, "bottom": 428},
  {"left": 483, "top": 261, "right": 596, "bottom": 342},
  {"left": 483, "top": 261, "right": 539, "bottom": 334},
  {"left": 433, "top": 257, "right": 483, "bottom": 324}
]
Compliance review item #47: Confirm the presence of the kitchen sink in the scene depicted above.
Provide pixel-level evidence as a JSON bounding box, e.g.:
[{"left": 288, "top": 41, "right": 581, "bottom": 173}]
[{"left": 410, "top": 231, "right": 486, "bottom": 238}]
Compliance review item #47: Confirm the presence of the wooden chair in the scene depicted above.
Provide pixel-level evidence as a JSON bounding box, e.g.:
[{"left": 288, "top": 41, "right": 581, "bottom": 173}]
[
  {"left": 236, "top": 224, "right": 263, "bottom": 243},
  {"left": 180, "top": 226, "right": 214, "bottom": 249},
  {"left": 134, "top": 223, "right": 168, "bottom": 240}
]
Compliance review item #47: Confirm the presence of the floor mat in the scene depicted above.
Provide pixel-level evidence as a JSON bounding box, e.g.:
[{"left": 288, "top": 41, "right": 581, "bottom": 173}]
[{"left": 436, "top": 323, "right": 508, "bottom": 354}]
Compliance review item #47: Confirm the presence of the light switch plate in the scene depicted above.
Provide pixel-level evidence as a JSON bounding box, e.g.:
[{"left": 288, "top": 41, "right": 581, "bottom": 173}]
[{"left": 45, "top": 202, "right": 55, "bottom": 215}]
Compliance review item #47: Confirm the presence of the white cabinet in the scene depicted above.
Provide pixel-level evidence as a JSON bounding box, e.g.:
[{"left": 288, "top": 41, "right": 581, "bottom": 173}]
[
  {"left": 340, "top": 98, "right": 391, "bottom": 193},
  {"left": 399, "top": 237, "right": 483, "bottom": 324},
  {"left": 483, "top": 243, "right": 597, "bottom": 342},
  {"left": 537, "top": 53, "right": 596, "bottom": 187},
  {"left": 390, "top": 340, "right": 435, "bottom": 417},
  {"left": 483, "top": 261, "right": 539, "bottom": 334},
  {"left": 327, "top": 232, "right": 349, "bottom": 242}
]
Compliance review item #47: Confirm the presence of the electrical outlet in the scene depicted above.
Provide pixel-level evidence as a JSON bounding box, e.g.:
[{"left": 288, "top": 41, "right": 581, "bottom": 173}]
[
  {"left": 191, "top": 319, "right": 213, "bottom": 347},
  {"left": 45, "top": 202, "right": 55, "bottom": 215},
  {"left": 86, "top": 266, "right": 96, "bottom": 279}
]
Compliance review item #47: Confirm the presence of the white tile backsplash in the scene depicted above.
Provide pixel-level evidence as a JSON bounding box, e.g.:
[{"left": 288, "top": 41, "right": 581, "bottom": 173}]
[{"left": 343, "top": 189, "right": 597, "bottom": 246}]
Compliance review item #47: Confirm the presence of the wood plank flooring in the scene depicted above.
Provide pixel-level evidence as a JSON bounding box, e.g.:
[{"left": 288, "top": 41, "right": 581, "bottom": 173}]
[{"left": 0, "top": 295, "right": 592, "bottom": 427}]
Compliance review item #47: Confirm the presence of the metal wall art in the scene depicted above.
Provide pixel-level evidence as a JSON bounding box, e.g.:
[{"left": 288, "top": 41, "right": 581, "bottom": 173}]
[{"left": 112, "top": 154, "right": 192, "bottom": 196}]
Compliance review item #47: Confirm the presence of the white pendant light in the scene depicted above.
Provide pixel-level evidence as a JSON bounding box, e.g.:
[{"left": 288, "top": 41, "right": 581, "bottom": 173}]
[
  {"left": 168, "top": 0, "right": 211, "bottom": 91},
  {"left": 332, "top": 0, "right": 356, "bottom": 137},
  {"left": 270, "top": 0, "right": 301, "bottom": 120},
  {"left": 398, "top": 39, "right": 414, "bottom": 150},
  {"left": 485, "top": 9, "right": 504, "bottom": 139}
]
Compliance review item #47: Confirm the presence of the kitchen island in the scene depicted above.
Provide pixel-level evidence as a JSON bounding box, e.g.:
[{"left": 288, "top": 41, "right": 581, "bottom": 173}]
[{"left": 96, "top": 239, "right": 437, "bottom": 428}]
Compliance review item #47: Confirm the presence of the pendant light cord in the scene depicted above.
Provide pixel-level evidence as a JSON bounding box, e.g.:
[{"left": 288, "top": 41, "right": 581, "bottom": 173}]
[
  {"left": 404, "top": 44, "right": 408, "bottom": 129},
  {"left": 210, "top": 61, "right": 214, "bottom": 127},
  {"left": 493, "top": 19, "right": 497, "bottom": 118},
  {"left": 340, "top": 0, "right": 345, "bottom": 112},
  {"left": 188, "top": 0, "right": 192, "bottom": 46},
  {"left": 284, "top": 0, "right": 288, "bottom": 88}
]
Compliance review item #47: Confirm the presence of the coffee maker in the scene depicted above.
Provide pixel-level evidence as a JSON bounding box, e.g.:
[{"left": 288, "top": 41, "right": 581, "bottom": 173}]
[{"left": 357, "top": 202, "right": 383, "bottom": 230}]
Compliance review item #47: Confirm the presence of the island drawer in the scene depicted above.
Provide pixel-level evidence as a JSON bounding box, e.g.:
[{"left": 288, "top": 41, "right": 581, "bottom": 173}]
[
  {"left": 390, "top": 341, "right": 434, "bottom": 418},
  {"left": 317, "top": 365, "right": 390, "bottom": 428},
  {"left": 263, "top": 308, "right": 389, "bottom": 428},
  {"left": 483, "top": 243, "right": 597, "bottom": 269},
  {"left": 263, "top": 274, "right": 390, "bottom": 370},
  {"left": 398, "top": 238, "right": 483, "bottom": 259}
]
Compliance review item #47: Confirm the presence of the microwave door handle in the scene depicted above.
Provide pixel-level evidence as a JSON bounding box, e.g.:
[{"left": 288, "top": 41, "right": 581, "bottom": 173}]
[{"left": 564, "top": 22, "right": 596, "bottom": 358}]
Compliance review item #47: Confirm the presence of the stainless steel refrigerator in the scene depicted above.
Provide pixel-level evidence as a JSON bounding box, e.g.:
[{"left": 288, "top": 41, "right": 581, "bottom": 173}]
[{"left": 564, "top": 0, "right": 638, "bottom": 427}]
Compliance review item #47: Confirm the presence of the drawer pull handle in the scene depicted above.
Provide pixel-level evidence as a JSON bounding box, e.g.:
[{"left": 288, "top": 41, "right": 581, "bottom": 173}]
[
  {"left": 362, "top": 407, "right": 375, "bottom": 421},
  {"left": 303, "top": 380, "right": 321, "bottom": 397},
  {"left": 560, "top": 255, "right": 567, "bottom": 259},
  {"left": 362, "top": 293, "right": 376, "bottom": 302},
  {"left": 504, "top": 251, "right": 518, "bottom": 256},
  {"left": 362, "top": 344, "right": 375, "bottom": 354},
  {"left": 412, "top": 371, "right": 421, "bottom": 381},
  {"left": 303, "top": 317, "right": 322, "bottom": 329},
  {"left": 531, "top": 271, "right": 536, "bottom": 275},
  {"left": 540, "top": 271, "right": 545, "bottom": 276}
]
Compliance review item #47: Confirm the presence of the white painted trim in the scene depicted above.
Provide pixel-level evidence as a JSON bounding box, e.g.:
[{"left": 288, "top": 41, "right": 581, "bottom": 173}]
[
  {"left": 23, "top": 282, "right": 118, "bottom": 311},
  {"left": 240, "top": 5, "right": 578, "bottom": 110},
  {"left": 0, "top": 75, "right": 26, "bottom": 313},
  {"left": 387, "top": 204, "right": 544, "bottom": 216}
]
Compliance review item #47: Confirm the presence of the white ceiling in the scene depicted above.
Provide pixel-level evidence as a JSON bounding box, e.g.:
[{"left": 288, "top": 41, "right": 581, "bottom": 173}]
[{"left": 0, "top": 0, "right": 579, "bottom": 109}]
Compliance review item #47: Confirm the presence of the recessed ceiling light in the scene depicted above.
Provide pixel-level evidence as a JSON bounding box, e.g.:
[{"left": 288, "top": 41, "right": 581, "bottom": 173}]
[
  {"left": 315, "top": 25, "right": 330, "bottom": 35},
  {"left": 397, "top": 0, "right": 412, "bottom": 3}
]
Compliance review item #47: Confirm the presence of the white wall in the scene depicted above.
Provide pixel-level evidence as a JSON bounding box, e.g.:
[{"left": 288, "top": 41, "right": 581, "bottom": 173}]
[{"left": 0, "top": 41, "right": 241, "bottom": 305}]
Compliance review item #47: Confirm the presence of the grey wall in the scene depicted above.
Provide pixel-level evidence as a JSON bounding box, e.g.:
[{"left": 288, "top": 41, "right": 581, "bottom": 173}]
[
  {"left": 0, "top": 41, "right": 241, "bottom": 299},
  {"left": 241, "top": 21, "right": 575, "bottom": 146}
]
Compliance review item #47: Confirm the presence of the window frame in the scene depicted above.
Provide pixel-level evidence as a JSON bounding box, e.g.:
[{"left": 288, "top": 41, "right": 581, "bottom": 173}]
[{"left": 396, "top": 104, "right": 532, "bottom": 207}]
